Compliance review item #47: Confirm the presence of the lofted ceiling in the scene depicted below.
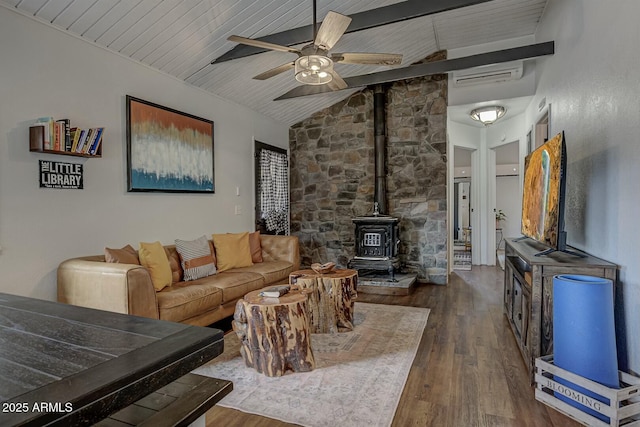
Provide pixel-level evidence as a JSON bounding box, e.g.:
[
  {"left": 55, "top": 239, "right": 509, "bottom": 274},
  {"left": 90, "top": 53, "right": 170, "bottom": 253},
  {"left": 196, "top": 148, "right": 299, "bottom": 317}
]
[{"left": 2, "top": 0, "right": 549, "bottom": 126}]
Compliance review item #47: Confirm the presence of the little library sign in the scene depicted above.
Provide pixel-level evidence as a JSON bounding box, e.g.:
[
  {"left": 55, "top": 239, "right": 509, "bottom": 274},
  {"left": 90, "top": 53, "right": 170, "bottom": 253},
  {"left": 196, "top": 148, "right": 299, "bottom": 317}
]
[{"left": 39, "top": 160, "right": 83, "bottom": 189}]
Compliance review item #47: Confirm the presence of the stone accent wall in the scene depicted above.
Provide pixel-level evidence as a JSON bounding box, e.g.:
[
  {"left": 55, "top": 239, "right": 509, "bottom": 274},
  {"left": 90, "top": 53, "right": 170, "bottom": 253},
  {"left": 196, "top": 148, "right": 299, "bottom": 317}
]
[{"left": 289, "top": 52, "right": 448, "bottom": 284}]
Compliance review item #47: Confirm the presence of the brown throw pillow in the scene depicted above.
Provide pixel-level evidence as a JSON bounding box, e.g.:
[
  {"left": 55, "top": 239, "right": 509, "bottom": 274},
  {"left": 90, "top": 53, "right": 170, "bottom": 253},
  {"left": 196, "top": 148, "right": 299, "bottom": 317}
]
[
  {"left": 105, "top": 245, "right": 140, "bottom": 264},
  {"left": 249, "top": 231, "right": 263, "bottom": 263},
  {"left": 165, "top": 247, "right": 183, "bottom": 283}
]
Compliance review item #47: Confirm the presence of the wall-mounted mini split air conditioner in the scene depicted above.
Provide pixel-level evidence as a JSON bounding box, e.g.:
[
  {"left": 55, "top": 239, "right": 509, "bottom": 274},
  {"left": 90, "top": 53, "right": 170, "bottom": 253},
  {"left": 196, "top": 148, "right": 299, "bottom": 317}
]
[{"left": 452, "top": 61, "right": 523, "bottom": 87}]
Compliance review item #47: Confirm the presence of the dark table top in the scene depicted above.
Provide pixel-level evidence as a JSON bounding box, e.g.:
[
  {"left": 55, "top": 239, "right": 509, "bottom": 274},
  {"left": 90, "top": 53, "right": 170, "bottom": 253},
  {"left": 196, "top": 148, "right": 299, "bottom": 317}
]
[{"left": 0, "top": 292, "right": 224, "bottom": 426}]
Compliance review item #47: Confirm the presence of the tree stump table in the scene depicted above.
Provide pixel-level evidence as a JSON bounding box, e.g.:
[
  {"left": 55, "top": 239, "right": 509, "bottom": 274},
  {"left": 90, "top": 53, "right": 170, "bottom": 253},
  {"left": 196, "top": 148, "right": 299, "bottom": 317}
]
[
  {"left": 289, "top": 268, "right": 358, "bottom": 334},
  {"left": 232, "top": 288, "right": 315, "bottom": 377}
]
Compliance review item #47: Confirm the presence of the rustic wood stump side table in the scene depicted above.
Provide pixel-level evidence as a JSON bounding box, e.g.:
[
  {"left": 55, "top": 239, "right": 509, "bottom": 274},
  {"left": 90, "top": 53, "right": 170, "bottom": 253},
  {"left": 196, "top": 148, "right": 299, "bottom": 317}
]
[
  {"left": 232, "top": 288, "right": 315, "bottom": 377},
  {"left": 289, "top": 268, "right": 358, "bottom": 334}
]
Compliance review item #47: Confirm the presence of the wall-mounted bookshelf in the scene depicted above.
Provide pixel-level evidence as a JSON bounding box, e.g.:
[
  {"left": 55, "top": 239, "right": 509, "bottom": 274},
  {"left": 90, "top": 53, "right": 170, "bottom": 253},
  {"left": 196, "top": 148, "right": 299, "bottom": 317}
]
[{"left": 29, "top": 118, "right": 103, "bottom": 158}]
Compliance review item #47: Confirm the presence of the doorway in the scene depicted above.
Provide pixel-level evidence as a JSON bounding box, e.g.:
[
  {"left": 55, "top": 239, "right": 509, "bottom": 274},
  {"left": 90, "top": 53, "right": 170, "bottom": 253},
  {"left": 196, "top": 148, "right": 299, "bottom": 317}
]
[
  {"left": 535, "top": 109, "right": 549, "bottom": 149},
  {"left": 453, "top": 146, "right": 474, "bottom": 271},
  {"left": 454, "top": 180, "right": 471, "bottom": 242},
  {"left": 493, "top": 141, "right": 520, "bottom": 269}
]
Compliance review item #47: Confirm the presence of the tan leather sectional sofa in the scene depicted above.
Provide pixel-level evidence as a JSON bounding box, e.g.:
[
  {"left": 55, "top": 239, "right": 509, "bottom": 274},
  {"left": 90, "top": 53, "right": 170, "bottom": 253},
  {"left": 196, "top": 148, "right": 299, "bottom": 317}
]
[{"left": 57, "top": 234, "right": 299, "bottom": 326}]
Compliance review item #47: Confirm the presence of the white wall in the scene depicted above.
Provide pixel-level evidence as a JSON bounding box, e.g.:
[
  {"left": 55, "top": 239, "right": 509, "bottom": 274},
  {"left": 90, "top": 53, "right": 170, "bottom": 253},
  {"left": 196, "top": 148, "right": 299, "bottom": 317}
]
[
  {"left": 531, "top": 0, "right": 640, "bottom": 374},
  {"left": 0, "top": 8, "right": 288, "bottom": 301}
]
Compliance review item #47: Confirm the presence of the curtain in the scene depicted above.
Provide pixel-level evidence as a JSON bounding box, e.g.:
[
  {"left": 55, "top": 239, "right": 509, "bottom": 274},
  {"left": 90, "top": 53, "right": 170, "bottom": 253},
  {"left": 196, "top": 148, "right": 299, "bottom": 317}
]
[{"left": 260, "top": 149, "right": 289, "bottom": 234}]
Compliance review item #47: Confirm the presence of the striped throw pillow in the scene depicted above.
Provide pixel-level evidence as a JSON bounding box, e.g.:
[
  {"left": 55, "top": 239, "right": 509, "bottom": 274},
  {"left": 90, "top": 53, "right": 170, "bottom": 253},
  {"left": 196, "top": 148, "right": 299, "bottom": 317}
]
[{"left": 175, "top": 235, "right": 217, "bottom": 281}]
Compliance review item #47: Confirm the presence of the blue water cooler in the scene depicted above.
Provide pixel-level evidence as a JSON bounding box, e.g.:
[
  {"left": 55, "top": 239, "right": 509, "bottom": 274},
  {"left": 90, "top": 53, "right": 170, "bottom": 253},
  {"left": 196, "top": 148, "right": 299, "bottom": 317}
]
[{"left": 553, "top": 274, "right": 619, "bottom": 421}]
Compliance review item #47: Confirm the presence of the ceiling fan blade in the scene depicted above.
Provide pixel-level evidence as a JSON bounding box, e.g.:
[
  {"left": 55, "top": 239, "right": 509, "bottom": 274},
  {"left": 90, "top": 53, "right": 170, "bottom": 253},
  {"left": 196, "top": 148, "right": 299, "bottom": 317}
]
[
  {"left": 314, "top": 11, "right": 352, "bottom": 50},
  {"left": 275, "top": 41, "right": 555, "bottom": 100},
  {"left": 274, "top": 85, "right": 339, "bottom": 100},
  {"left": 328, "top": 71, "right": 348, "bottom": 90},
  {"left": 253, "top": 62, "right": 296, "bottom": 80},
  {"left": 228, "top": 35, "right": 300, "bottom": 54},
  {"left": 214, "top": 0, "right": 494, "bottom": 64},
  {"left": 332, "top": 53, "right": 403, "bottom": 66}
]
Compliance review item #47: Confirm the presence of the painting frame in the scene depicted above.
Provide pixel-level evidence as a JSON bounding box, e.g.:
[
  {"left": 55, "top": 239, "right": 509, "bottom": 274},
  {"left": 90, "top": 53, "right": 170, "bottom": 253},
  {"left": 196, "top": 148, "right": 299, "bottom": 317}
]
[{"left": 126, "top": 95, "right": 214, "bottom": 193}]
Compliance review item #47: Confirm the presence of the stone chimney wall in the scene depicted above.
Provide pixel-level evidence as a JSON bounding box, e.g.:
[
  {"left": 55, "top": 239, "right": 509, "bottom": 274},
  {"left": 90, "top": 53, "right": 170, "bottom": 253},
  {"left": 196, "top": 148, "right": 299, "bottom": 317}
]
[{"left": 289, "top": 52, "right": 448, "bottom": 284}]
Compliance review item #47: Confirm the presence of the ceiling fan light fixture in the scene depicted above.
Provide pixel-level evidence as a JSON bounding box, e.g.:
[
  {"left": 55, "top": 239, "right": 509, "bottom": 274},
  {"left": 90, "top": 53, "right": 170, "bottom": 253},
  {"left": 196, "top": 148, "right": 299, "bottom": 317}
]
[
  {"left": 470, "top": 106, "right": 506, "bottom": 125},
  {"left": 295, "top": 55, "right": 333, "bottom": 85}
]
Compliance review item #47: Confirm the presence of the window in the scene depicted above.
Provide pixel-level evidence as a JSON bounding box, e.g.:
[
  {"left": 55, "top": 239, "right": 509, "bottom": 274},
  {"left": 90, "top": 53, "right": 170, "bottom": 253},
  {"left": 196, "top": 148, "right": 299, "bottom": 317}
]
[{"left": 255, "top": 141, "right": 289, "bottom": 235}]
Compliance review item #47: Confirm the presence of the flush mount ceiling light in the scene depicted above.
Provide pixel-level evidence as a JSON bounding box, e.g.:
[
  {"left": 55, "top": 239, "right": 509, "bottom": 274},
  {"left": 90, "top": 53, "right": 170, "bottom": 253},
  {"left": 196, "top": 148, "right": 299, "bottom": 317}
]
[
  {"left": 470, "top": 106, "right": 506, "bottom": 125},
  {"left": 295, "top": 55, "right": 334, "bottom": 85}
]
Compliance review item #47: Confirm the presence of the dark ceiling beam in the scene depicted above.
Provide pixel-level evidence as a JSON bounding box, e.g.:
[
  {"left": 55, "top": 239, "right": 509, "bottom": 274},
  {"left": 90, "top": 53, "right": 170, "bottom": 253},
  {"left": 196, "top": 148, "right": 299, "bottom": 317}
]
[
  {"left": 212, "top": 0, "right": 493, "bottom": 64},
  {"left": 274, "top": 41, "right": 555, "bottom": 100}
]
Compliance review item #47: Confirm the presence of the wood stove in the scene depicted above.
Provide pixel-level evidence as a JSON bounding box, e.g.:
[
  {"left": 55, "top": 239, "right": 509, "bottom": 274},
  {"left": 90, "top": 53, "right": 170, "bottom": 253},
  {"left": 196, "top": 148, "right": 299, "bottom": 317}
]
[{"left": 348, "top": 212, "right": 400, "bottom": 279}]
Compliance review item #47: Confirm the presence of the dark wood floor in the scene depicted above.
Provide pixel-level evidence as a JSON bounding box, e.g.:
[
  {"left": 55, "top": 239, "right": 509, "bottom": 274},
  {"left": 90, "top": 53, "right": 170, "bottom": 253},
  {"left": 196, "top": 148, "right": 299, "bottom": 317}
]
[{"left": 206, "top": 266, "right": 580, "bottom": 427}]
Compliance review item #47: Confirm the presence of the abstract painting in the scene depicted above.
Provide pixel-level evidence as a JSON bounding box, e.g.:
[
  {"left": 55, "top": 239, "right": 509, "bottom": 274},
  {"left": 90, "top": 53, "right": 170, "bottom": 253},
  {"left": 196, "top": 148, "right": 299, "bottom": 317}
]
[
  {"left": 126, "top": 96, "right": 214, "bottom": 193},
  {"left": 521, "top": 131, "right": 563, "bottom": 246}
]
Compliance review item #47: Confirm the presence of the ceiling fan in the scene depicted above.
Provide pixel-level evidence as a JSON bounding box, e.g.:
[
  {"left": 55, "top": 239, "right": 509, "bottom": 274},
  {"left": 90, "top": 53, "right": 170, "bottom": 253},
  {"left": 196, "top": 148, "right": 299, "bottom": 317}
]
[{"left": 227, "top": 0, "right": 403, "bottom": 91}]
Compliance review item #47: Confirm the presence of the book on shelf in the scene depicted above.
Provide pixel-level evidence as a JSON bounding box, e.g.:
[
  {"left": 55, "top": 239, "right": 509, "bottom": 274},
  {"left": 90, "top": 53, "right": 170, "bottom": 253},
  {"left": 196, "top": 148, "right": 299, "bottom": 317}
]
[
  {"left": 56, "top": 119, "right": 71, "bottom": 151},
  {"left": 89, "top": 127, "right": 103, "bottom": 155},
  {"left": 52, "top": 120, "right": 69, "bottom": 151},
  {"left": 77, "top": 128, "right": 92, "bottom": 153},
  {"left": 83, "top": 128, "right": 96, "bottom": 154},
  {"left": 84, "top": 128, "right": 98, "bottom": 154},
  {"left": 259, "top": 285, "right": 291, "bottom": 298},
  {"left": 75, "top": 129, "right": 88, "bottom": 153},
  {"left": 53, "top": 121, "right": 61, "bottom": 151},
  {"left": 35, "top": 117, "right": 53, "bottom": 150},
  {"left": 70, "top": 127, "right": 80, "bottom": 152}
]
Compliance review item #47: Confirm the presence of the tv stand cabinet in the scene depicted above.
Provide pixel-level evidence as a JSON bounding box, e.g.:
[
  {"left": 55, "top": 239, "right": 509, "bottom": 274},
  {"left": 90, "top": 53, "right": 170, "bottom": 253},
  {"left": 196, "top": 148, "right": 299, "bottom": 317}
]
[{"left": 503, "top": 237, "right": 617, "bottom": 382}]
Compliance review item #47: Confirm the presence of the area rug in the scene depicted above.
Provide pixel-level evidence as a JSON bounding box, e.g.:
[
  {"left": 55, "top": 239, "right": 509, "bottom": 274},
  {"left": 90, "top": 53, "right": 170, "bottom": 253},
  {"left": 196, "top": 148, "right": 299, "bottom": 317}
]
[{"left": 194, "top": 302, "right": 430, "bottom": 427}]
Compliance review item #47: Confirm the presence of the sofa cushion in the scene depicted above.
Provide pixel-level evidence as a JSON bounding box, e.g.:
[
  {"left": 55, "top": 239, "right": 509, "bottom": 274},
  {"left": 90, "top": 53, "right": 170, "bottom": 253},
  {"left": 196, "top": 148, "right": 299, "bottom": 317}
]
[
  {"left": 212, "top": 232, "right": 253, "bottom": 272},
  {"left": 138, "top": 241, "right": 172, "bottom": 291},
  {"left": 249, "top": 231, "right": 263, "bottom": 263},
  {"left": 226, "top": 260, "right": 294, "bottom": 284},
  {"left": 175, "top": 235, "right": 217, "bottom": 281},
  {"left": 205, "top": 271, "right": 265, "bottom": 303},
  {"left": 105, "top": 245, "right": 140, "bottom": 264},
  {"left": 156, "top": 282, "right": 223, "bottom": 323}
]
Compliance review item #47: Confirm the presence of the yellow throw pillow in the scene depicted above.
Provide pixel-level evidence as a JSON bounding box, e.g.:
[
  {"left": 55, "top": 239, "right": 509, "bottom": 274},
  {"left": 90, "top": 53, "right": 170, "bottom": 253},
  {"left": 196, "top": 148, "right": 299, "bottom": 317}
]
[
  {"left": 212, "top": 232, "right": 253, "bottom": 272},
  {"left": 139, "top": 241, "right": 172, "bottom": 291}
]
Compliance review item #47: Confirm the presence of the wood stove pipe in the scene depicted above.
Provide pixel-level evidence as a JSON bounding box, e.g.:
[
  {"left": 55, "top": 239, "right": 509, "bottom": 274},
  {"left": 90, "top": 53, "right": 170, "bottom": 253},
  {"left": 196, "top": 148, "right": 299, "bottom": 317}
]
[{"left": 373, "top": 85, "right": 387, "bottom": 215}]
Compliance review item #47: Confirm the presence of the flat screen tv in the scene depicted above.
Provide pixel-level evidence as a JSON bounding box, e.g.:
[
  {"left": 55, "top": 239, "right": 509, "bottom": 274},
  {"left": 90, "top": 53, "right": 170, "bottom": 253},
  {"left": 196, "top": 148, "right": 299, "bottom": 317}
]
[{"left": 520, "top": 131, "right": 580, "bottom": 256}]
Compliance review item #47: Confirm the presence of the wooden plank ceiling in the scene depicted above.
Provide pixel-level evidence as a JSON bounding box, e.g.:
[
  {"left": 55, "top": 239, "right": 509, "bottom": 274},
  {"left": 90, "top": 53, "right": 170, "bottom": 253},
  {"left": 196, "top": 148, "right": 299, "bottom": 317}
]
[{"left": 2, "top": 0, "right": 549, "bottom": 125}]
